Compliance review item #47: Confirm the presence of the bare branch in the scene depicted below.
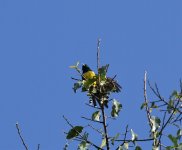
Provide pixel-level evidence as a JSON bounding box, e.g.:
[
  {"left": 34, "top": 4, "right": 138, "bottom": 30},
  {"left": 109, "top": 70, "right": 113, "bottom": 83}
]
[
  {"left": 16, "top": 123, "right": 29, "bottom": 150},
  {"left": 97, "top": 38, "right": 101, "bottom": 73},
  {"left": 144, "top": 71, "right": 153, "bottom": 129}
]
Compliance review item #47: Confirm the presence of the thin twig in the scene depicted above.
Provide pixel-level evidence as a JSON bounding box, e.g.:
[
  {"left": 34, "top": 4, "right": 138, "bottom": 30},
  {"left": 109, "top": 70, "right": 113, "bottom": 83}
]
[
  {"left": 16, "top": 123, "right": 29, "bottom": 150},
  {"left": 37, "top": 144, "right": 40, "bottom": 150},
  {"left": 97, "top": 38, "right": 101, "bottom": 73},
  {"left": 88, "top": 124, "right": 104, "bottom": 135},
  {"left": 144, "top": 71, "right": 153, "bottom": 129},
  {"left": 85, "top": 103, "right": 101, "bottom": 110},
  {"left": 71, "top": 77, "right": 81, "bottom": 81},
  {"left": 81, "top": 116, "right": 103, "bottom": 124},
  {"left": 115, "top": 138, "right": 154, "bottom": 142},
  {"left": 159, "top": 112, "right": 166, "bottom": 149},
  {"left": 159, "top": 100, "right": 180, "bottom": 135},
  {"left": 121, "top": 125, "right": 129, "bottom": 146}
]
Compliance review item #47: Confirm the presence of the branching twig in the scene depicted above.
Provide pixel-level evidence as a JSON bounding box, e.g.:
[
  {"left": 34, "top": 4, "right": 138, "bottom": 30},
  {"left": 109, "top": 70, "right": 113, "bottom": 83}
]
[
  {"left": 63, "top": 116, "right": 103, "bottom": 150},
  {"left": 16, "top": 123, "right": 29, "bottom": 150}
]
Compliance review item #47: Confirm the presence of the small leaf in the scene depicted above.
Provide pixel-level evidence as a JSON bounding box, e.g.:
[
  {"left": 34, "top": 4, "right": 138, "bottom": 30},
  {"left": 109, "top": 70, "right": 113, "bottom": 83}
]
[
  {"left": 177, "top": 129, "right": 182, "bottom": 140},
  {"left": 117, "top": 143, "right": 129, "bottom": 150},
  {"left": 66, "top": 126, "right": 83, "bottom": 139},
  {"left": 100, "top": 138, "right": 106, "bottom": 148},
  {"left": 167, "top": 99, "right": 174, "bottom": 113},
  {"left": 131, "top": 129, "right": 138, "bottom": 142},
  {"left": 111, "top": 133, "right": 120, "bottom": 145},
  {"left": 135, "top": 146, "right": 142, "bottom": 150},
  {"left": 150, "top": 116, "right": 161, "bottom": 132},
  {"left": 92, "top": 111, "right": 101, "bottom": 121},
  {"left": 69, "top": 65, "right": 77, "bottom": 69},
  {"left": 151, "top": 102, "right": 158, "bottom": 108},
  {"left": 69, "top": 61, "right": 79, "bottom": 69},
  {"left": 78, "top": 141, "right": 89, "bottom": 150},
  {"left": 171, "top": 90, "right": 178, "bottom": 98},
  {"left": 140, "top": 102, "right": 147, "bottom": 110},
  {"left": 168, "top": 134, "right": 178, "bottom": 147},
  {"left": 98, "top": 64, "right": 109, "bottom": 80},
  {"left": 111, "top": 99, "right": 122, "bottom": 117},
  {"left": 73, "top": 81, "right": 83, "bottom": 93}
]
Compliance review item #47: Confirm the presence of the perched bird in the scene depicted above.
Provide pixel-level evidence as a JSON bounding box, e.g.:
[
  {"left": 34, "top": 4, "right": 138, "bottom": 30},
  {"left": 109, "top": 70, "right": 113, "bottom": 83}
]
[
  {"left": 82, "top": 64, "right": 122, "bottom": 108},
  {"left": 82, "top": 64, "right": 96, "bottom": 80}
]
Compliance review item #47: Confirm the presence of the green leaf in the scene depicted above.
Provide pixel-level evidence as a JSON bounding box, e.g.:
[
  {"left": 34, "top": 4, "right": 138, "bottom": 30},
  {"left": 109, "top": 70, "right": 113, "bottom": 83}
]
[
  {"left": 98, "top": 64, "right": 109, "bottom": 80},
  {"left": 168, "top": 134, "right": 178, "bottom": 147},
  {"left": 69, "top": 61, "right": 80, "bottom": 69},
  {"left": 166, "top": 146, "right": 173, "bottom": 150},
  {"left": 131, "top": 129, "right": 138, "bottom": 142},
  {"left": 111, "top": 99, "right": 122, "bottom": 117},
  {"left": 150, "top": 116, "right": 161, "bottom": 132},
  {"left": 66, "top": 126, "right": 83, "bottom": 139},
  {"left": 140, "top": 102, "right": 147, "bottom": 110},
  {"left": 78, "top": 141, "right": 89, "bottom": 150},
  {"left": 111, "top": 133, "right": 120, "bottom": 145},
  {"left": 117, "top": 143, "right": 129, "bottom": 150},
  {"left": 176, "top": 143, "right": 182, "bottom": 150},
  {"left": 177, "top": 129, "right": 182, "bottom": 140},
  {"left": 100, "top": 138, "right": 106, "bottom": 148},
  {"left": 73, "top": 81, "right": 83, "bottom": 93},
  {"left": 171, "top": 90, "right": 178, "bottom": 98},
  {"left": 151, "top": 102, "right": 158, "bottom": 108},
  {"left": 135, "top": 146, "right": 142, "bottom": 150},
  {"left": 167, "top": 99, "right": 174, "bottom": 113},
  {"left": 92, "top": 111, "right": 101, "bottom": 121}
]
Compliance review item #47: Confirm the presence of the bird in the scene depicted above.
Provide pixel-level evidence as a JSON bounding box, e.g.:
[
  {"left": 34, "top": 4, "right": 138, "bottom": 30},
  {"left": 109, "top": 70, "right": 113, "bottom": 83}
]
[
  {"left": 82, "top": 64, "right": 122, "bottom": 108},
  {"left": 82, "top": 64, "right": 96, "bottom": 80}
]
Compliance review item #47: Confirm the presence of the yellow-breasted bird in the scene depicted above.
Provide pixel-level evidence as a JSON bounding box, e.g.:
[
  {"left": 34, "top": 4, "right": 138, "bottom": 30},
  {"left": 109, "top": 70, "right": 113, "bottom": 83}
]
[
  {"left": 82, "top": 64, "right": 122, "bottom": 108},
  {"left": 82, "top": 64, "right": 96, "bottom": 80}
]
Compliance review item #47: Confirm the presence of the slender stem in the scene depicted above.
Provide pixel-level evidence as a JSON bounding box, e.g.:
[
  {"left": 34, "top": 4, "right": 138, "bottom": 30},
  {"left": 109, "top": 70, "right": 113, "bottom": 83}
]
[
  {"left": 101, "top": 104, "right": 110, "bottom": 150},
  {"left": 144, "top": 71, "right": 152, "bottom": 129},
  {"left": 16, "top": 123, "right": 29, "bottom": 150},
  {"left": 97, "top": 38, "right": 101, "bottom": 72},
  {"left": 81, "top": 116, "right": 104, "bottom": 124},
  {"left": 115, "top": 138, "right": 154, "bottom": 142}
]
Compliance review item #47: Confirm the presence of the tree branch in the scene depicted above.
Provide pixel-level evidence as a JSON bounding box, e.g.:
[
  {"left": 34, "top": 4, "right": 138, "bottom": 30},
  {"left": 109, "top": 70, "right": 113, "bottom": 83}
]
[{"left": 16, "top": 123, "right": 29, "bottom": 150}]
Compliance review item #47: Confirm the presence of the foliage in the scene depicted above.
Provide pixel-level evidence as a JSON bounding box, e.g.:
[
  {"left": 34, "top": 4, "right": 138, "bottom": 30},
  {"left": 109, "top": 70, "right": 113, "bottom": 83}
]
[{"left": 63, "top": 61, "right": 182, "bottom": 150}]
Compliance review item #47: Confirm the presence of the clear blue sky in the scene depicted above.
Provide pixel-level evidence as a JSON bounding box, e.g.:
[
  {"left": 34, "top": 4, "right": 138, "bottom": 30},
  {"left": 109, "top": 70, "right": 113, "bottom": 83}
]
[{"left": 0, "top": 0, "right": 182, "bottom": 149}]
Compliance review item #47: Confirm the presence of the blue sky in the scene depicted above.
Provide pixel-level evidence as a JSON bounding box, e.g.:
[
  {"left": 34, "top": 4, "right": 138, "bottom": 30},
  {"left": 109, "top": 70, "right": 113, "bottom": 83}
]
[{"left": 0, "top": 0, "right": 182, "bottom": 149}]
